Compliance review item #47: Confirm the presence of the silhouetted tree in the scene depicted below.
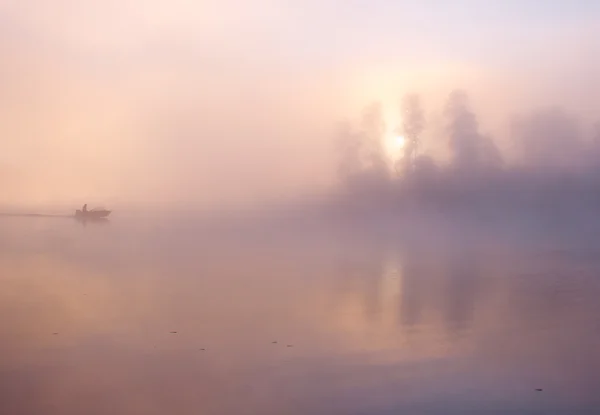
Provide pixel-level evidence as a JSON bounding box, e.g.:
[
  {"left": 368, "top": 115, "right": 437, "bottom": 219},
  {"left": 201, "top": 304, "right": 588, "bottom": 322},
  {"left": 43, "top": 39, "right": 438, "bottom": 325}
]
[
  {"left": 445, "top": 90, "right": 501, "bottom": 174},
  {"left": 399, "top": 94, "right": 425, "bottom": 175},
  {"left": 335, "top": 103, "right": 391, "bottom": 195},
  {"left": 335, "top": 120, "right": 364, "bottom": 183},
  {"left": 590, "top": 121, "right": 600, "bottom": 164},
  {"left": 593, "top": 121, "right": 600, "bottom": 144},
  {"left": 360, "top": 102, "right": 389, "bottom": 177},
  {"left": 511, "top": 107, "right": 582, "bottom": 172}
]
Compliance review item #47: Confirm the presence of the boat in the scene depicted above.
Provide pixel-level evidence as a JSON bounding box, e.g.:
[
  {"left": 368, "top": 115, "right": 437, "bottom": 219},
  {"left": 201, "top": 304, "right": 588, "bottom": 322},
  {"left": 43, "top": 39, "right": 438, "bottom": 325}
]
[{"left": 75, "top": 207, "right": 111, "bottom": 219}]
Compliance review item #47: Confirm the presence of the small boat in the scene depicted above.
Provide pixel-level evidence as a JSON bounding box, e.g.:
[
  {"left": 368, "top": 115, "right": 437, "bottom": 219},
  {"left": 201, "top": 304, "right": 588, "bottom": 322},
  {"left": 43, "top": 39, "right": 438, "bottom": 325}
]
[{"left": 75, "top": 207, "right": 111, "bottom": 219}]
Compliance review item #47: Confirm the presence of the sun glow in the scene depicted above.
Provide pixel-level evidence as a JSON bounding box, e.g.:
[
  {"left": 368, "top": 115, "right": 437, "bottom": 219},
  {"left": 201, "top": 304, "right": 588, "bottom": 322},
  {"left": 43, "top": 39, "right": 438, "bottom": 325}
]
[
  {"left": 380, "top": 106, "right": 406, "bottom": 160},
  {"left": 384, "top": 133, "right": 406, "bottom": 160},
  {"left": 394, "top": 135, "right": 406, "bottom": 149}
]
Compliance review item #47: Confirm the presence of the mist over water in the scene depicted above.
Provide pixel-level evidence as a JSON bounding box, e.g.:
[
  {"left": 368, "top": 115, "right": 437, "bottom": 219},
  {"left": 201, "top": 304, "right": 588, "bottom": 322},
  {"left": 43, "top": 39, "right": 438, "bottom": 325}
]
[
  {"left": 3, "top": 1, "right": 600, "bottom": 414},
  {"left": 1, "top": 1, "right": 600, "bottom": 211}
]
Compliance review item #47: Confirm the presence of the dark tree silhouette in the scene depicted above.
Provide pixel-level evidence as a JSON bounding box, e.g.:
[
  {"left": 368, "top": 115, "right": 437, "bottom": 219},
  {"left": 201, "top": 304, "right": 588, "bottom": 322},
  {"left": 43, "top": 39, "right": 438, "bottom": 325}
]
[
  {"left": 398, "top": 94, "right": 425, "bottom": 175},
  {"left": 511, "top": 107, "right": 582, "bottom": 172},
  {"left": 360, "top": 102, "right": 389, "bottom": 177},
  {"left": 335, "top": 120, "right": 364, "bottom": 182},
  {"left": 335, "top": 103, "right": 391, "bottom": 197},
  {"left": 445, "top": 90, "right": 502, "bottom": 174}
]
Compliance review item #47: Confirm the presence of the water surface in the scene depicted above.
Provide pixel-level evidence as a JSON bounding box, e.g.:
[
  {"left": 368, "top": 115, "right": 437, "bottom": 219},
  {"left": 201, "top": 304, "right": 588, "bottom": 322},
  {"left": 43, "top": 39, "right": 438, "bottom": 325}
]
[{"left": 1, "top": 215, "right": 600, "bottom": 414}]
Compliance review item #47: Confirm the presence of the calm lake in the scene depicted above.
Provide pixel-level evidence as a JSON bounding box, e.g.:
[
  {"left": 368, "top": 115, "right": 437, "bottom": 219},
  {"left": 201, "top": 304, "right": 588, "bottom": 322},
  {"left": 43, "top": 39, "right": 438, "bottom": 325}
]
[{"left": 1, "top": 213, "right": 600, "bottom": 414}]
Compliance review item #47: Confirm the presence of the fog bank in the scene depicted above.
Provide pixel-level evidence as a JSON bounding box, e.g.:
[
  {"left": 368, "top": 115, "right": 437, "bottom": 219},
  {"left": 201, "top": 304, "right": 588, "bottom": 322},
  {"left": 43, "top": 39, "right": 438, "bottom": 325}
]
[{"left": 1, "top": 1, "right": 599, "bottom": 213}]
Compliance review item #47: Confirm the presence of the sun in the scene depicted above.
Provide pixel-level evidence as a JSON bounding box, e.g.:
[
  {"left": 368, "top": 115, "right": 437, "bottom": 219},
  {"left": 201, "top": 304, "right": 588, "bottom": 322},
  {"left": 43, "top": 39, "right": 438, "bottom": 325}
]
[
  {"left": 384, "top": 134, "right": 406, "bottom": 159},
  {"left": 394, "top": 135, "right": 406, "bottom": 149}
]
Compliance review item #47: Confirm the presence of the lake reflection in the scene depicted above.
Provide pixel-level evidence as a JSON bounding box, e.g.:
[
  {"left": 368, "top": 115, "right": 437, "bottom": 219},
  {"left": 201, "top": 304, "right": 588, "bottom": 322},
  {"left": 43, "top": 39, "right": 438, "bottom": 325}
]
[{"left": 1, "top": 217, "right": 600, "bottom": 414}]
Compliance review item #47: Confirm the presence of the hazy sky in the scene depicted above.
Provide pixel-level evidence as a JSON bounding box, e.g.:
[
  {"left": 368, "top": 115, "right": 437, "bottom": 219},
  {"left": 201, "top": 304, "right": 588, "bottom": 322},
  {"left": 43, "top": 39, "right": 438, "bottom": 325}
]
[{"left": 1, "top": 0, "right": 599, "bottom": 208}]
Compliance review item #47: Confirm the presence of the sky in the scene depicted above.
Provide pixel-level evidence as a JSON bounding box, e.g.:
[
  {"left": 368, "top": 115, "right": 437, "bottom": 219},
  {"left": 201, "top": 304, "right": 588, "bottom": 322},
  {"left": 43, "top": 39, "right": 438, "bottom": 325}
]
[{"left": 1, "top": 0, "right": 599, "bottom": 209}]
